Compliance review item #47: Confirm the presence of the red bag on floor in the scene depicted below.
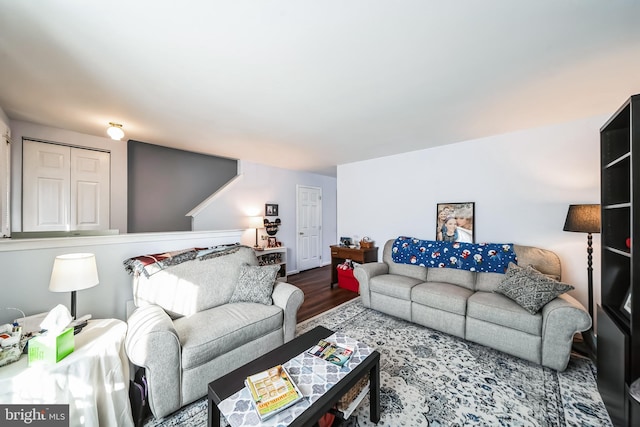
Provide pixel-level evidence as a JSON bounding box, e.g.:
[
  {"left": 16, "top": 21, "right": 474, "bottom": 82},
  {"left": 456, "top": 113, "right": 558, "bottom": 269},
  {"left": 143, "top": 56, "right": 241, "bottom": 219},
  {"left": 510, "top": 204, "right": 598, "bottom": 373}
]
[{"left": 337, "top": 266, "right": 358, "bottom": 292}]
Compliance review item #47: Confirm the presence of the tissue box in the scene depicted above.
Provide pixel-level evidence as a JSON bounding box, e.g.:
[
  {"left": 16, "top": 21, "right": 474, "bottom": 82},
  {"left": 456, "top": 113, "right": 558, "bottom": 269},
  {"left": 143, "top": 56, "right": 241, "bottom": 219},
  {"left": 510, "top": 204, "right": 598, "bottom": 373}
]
[{"left": 28, "top": 328, "right": 74, "bottom": 365}]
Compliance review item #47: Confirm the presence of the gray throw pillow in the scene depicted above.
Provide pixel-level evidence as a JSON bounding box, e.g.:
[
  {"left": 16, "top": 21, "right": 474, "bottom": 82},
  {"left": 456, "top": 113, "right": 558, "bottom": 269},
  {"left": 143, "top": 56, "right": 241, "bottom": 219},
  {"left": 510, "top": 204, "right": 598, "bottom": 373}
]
[
  {"left": 229, "top": 263, "right": 280, "bottom": 305},
  {"left": 495, "top": 263, "right": 574, "bottom": 315}
]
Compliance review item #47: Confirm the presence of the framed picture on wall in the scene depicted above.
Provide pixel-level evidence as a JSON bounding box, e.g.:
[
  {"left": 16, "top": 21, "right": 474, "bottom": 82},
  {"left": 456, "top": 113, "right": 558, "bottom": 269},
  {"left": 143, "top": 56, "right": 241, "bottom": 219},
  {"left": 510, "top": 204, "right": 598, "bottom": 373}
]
[
  {"left": 436, "top": 202, "right": 475, "bottom": 243},
  {"left": 265, "top": 204, "right": 278, "bottom": 216}
]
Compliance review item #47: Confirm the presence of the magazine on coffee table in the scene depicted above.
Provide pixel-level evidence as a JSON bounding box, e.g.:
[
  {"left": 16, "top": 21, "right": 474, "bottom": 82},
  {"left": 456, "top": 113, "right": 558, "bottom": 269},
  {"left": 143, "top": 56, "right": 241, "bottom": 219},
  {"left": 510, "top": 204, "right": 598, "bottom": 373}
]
[
  {"left": 307, "top": 339, "right": 354, "bottom": 367},
  {"left": 245, "top": 364, "right": 304, "bottom": 420}
]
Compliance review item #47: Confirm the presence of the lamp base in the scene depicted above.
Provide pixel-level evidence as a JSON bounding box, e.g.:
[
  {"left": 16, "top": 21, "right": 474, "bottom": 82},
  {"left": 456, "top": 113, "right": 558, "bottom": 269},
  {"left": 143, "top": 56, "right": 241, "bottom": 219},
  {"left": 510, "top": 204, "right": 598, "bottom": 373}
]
[{"left": 70, "top": 290, "right": 77, "bottom": 320}]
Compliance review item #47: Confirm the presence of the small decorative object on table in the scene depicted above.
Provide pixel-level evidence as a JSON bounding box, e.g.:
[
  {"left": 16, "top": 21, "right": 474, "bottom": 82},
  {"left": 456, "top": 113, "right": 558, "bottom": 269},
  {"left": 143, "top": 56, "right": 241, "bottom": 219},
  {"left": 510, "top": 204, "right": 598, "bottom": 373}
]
[
  {"left": 340, "top": 237, "right": 352, "bottom": 247},
  {"left": 0, "top": 323, "right": 28, "bottom": 367},
  {"left": 360, "top": 236, "right": 374, "bottom": 249},
  {"left": 245, "top": 364, "right": 303, "bottom": 420},
  {"left": 307, "top": 339, "right": 354, "bottom": 367}
]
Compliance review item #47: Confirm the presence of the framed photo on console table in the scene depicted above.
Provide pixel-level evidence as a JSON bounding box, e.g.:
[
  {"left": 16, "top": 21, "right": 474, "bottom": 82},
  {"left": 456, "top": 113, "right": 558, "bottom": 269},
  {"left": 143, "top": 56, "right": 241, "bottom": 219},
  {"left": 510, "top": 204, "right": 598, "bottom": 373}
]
[{"left": 436, "top": 202, "right": 475, "bottom": 243}]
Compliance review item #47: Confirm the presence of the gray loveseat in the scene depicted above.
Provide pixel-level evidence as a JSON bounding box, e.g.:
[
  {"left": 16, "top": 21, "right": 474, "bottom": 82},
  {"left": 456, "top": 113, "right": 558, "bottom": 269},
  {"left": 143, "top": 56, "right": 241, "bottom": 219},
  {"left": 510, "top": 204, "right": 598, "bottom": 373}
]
[
  {"left": 124, "top": 245, "right": 304, "bottom": 418},
  {"left": 354, "top": 239, "right": 591, "bottom": 371}
]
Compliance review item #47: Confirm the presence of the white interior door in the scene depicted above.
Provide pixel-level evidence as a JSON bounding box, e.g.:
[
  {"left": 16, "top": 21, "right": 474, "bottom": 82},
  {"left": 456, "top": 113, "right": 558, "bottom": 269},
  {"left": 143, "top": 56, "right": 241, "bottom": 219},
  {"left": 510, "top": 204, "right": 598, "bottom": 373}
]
[{"left": 297, "top": 185, "right": 322, "bottom": 271}]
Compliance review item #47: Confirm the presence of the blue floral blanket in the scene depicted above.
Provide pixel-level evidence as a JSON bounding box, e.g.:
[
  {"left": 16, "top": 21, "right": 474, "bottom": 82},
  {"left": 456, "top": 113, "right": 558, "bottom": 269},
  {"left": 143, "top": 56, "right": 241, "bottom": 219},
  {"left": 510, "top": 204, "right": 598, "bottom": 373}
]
[{"left": 391, "top": 236, "right": 517, "bottom": 273}]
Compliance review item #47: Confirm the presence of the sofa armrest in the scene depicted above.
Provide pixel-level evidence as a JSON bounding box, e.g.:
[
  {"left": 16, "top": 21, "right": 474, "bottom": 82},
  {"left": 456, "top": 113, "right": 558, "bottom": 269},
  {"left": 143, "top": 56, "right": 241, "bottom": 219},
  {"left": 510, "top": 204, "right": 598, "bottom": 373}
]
[
  {"left": 272, "top": 282, "right": 304, "bottom": 342},
  {"left": 354, "top": 262, "right": 389, "bottom": 307},
  {"left": 540, "top": 293, "right": 592, "bottom": 371},
  {"left": 125, "top": 305, "right": 182, "bottom": 418}
]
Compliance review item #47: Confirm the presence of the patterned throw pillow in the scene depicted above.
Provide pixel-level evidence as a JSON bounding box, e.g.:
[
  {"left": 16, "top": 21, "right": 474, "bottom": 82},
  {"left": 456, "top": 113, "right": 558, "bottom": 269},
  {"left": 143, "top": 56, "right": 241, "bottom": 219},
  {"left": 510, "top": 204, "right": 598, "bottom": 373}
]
[
  {"left": 229, "top": 264, "right": 280, "bottom": 305},
  {"left": 495, "top": 263, "right": 574, "bottom": 314}
]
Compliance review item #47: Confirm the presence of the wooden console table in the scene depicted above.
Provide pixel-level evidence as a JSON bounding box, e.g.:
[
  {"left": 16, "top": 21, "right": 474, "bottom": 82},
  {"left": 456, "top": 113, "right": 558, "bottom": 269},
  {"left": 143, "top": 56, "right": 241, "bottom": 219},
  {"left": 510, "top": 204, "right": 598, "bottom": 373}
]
[{"left": 330, "top": 245, "right": 379, "bottom": 287}]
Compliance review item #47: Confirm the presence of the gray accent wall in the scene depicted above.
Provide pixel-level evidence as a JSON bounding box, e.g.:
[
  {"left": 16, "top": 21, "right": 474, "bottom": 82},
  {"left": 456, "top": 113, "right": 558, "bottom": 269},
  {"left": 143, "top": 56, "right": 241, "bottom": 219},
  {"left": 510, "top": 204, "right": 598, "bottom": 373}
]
[{"left": 128, "top": 140, "right": 237, "bottom": 233}]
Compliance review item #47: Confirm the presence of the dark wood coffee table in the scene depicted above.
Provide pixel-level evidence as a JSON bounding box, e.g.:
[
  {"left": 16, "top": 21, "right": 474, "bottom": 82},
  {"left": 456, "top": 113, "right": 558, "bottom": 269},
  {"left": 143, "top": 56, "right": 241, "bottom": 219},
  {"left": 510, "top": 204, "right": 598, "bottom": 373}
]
[{"left": 207, "top": 326, "right": 380, "bottom": 426}]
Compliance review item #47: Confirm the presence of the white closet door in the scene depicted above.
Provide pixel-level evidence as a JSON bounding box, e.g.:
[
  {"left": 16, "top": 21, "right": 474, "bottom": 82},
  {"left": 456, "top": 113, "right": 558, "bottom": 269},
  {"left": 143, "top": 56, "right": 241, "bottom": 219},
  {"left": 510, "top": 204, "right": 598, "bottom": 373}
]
[
  {"left": 23, "top": 140, "right": 110, "bottom": 232},
  {"left": 23, "top": 140, "right": 70, "bottom": 231},
  {"left": 71, "top": 147, "right": 110, "bottom": 230}
]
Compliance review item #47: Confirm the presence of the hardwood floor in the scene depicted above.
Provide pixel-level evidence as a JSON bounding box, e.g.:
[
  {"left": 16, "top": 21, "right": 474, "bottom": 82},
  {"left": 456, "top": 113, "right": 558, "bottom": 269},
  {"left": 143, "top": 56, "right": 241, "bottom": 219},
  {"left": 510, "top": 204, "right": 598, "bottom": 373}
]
[{"left": 286, "top": 265, "right": 359, "bottom": 322}]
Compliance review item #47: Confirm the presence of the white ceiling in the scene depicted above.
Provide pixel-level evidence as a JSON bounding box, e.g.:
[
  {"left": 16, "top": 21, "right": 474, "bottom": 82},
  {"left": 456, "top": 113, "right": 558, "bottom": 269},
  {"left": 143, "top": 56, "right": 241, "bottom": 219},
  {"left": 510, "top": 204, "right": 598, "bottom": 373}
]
[{"left": 1, "top": 1, "right": 639, "bottom": 176}]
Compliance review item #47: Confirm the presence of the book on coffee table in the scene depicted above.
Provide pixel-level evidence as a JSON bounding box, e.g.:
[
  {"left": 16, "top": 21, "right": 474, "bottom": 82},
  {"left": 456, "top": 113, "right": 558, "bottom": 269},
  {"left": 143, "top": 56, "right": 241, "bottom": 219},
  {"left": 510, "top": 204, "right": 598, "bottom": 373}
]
[
  {"left": 245, "top": 364, "right": 304, "bottom": 420},
  {"left": 307, "top": 339, "right": 354, "bottom": 367}
]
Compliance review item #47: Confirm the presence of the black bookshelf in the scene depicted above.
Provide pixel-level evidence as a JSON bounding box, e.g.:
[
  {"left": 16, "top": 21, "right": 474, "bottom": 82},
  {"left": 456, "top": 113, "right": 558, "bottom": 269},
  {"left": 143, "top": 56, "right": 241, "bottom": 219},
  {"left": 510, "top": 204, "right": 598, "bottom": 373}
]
[{"left": 598, "top": 94, "right": 640, "bottom": 426}]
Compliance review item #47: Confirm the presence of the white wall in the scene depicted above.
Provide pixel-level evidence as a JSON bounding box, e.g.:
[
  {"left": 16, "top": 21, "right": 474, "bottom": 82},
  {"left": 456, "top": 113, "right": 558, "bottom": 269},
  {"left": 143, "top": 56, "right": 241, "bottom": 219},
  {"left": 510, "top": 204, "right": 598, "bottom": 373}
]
[
  {"left": 9, "top": 120, "right": 128, "bottom": 233},
  {"left": 0, "top": 107, "right": 9, "bottom": 129},
  {"left": 192, "top": 161, "right": 338, "bottom": 273},
  {"left": 337, "top": 114, "right": 606, "bottom": 318}
]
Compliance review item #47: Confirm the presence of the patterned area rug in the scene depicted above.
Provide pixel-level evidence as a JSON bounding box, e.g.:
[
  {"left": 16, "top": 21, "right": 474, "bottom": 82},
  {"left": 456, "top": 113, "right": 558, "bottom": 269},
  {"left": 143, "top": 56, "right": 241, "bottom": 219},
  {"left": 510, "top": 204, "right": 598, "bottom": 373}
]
[{"left": 145, "top": 298, "right": 612, "bottom": 427}]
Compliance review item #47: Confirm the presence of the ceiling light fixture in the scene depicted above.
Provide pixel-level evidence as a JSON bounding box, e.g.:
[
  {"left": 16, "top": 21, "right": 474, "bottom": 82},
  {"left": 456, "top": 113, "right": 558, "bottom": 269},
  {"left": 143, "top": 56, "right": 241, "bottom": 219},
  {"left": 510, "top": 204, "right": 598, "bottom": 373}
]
[{"left": 107, "top": 122, "right": 124, "bottom": 140}]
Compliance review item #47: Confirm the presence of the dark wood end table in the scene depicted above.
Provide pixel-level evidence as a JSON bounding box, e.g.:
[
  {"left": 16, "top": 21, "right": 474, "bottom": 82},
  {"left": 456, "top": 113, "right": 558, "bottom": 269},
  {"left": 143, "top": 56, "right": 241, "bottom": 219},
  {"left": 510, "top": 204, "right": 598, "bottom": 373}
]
[{"left": 207, "top": 326, "right": 380, "bottom": 426}]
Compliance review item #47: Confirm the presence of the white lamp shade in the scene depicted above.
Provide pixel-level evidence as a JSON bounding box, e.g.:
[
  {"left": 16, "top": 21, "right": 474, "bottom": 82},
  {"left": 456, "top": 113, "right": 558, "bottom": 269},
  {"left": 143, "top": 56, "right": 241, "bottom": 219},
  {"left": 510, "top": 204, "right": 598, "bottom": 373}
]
[
  {"left": 49, "top": 253, "right": 99, "bottom": 292},
  {"left": 248, "top": 216, "right": 264, "bottom": 229}
]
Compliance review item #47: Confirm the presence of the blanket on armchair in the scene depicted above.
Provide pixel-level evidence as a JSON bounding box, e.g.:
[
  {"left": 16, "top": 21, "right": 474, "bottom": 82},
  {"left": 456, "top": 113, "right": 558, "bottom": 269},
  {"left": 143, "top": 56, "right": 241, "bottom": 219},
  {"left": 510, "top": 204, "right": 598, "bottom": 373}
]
[
  {"left": 391, "top": 236, "right": 517, "bottom": 273},
  {"left": 123, "top": 243, "right": 243, "bottom": 277}
]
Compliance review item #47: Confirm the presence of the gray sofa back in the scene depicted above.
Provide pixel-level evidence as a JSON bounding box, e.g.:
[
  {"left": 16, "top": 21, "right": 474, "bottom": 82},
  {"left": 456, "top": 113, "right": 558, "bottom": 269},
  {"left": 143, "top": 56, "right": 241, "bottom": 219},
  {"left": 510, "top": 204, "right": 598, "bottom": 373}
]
[
  {"left": 133, "top": 246, "right": 259, "bottom": 317},
  {"left": 382, "top": 239, "right": 561, "bottom": 292}
]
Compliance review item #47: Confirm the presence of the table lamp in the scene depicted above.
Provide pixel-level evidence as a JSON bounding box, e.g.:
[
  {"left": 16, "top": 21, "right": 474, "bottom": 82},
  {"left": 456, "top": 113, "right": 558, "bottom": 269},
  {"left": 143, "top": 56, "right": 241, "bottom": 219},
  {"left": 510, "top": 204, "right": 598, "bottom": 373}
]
[
  {"left": 49, "top": 253, "right": 99, "bottom": 319},
  {"left": 248, "top": 216, "right": 264, "bottom": 248},
  {"left": 563, "top": 204, "right": 600, "bottom": 358}
]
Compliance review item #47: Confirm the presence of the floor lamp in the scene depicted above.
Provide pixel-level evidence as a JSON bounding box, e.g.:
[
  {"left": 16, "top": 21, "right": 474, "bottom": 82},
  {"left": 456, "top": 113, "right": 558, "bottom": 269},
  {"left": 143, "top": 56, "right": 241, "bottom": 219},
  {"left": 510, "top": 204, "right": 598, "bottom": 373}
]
[{"left": 563, "top": 204, "right": 600, "bottom": 359}]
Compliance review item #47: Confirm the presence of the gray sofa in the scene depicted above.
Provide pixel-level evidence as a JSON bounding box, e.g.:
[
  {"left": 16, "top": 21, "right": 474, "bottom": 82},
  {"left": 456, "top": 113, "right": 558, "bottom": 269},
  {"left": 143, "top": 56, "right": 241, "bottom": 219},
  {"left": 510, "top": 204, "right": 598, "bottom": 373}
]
[
  {"left": 124, "top": 246, "right": 304, "bottom": 418},
  {"left": 354, "top": 239, "right": 591, "bottom": 371}
]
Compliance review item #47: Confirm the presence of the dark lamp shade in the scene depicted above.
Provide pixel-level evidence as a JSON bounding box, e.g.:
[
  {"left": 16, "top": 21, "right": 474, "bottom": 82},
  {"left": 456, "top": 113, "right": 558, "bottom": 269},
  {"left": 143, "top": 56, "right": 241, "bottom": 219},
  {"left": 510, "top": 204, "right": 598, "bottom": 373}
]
[{"left": 563, "top": 204, "right": 601, "bottom": 234}]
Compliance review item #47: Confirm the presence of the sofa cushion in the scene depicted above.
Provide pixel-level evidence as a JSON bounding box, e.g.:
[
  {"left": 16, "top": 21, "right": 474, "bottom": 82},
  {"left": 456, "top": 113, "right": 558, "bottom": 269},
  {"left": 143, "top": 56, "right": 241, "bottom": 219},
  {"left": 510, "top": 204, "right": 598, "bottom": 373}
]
[
  {"left": 495, "top": 263, "right": 573, "bottom": 314},
  {"left": 475, "top": 245, "right": 562, "bottom": 292},
  {"left": 370, "top": 274, "right": 424, "bottom": 300},
  {"left": 383, "top": 240, "right": 428, "bottom": 281},
  {"left": 133, "top": 246, "right": 259, "bottom": 317},
  {"left": 475, "top": 272, "right": 504, "bottom": 292},
  {"left": 174, "top": 303, "right": 283, "bottom": 370},
  {"left": 467, "top": 291, "right": 542, "bottom": 336},
  {"left": 411, "top": 282, "right": 474, "bottom": 315},
  {"left": 229, "top": 264, "right": 280, "bottom": 305},
  {"left": 512, "top": 244, "right": 561, "bottom": 280},
  {"left": 427, "top": 268, "right": 476, "bottom": 291}
]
